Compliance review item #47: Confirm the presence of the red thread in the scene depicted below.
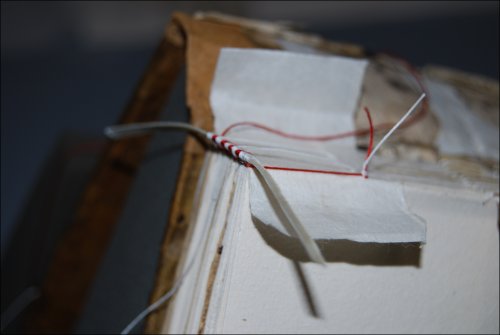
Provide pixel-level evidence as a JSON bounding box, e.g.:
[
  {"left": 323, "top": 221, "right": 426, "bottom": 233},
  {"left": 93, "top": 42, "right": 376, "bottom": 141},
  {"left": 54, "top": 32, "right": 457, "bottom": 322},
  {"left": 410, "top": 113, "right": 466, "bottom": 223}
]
[
  {"left": 221, "top": 121, "right": 360, "bottom": 140},
  {"left": 363, "top": 107, "right": 374, "bottom": 178}
]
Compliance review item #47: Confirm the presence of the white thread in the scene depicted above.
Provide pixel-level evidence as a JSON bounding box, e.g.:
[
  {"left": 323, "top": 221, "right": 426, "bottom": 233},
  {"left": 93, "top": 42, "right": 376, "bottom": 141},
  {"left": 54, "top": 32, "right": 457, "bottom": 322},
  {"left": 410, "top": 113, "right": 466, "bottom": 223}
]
[
  {"left": 362, "top": 93, "right": 427, "bottom": 177},
  {"left": 120, "top": 257, "right": 197, "bottom": 334}
]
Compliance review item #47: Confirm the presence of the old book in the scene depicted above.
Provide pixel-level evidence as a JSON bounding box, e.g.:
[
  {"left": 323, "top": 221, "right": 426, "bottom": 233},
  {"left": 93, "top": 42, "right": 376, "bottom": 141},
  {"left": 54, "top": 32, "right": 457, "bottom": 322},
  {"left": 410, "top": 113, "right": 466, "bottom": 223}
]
[{"left": 153, "top": 27, "right": 498, "bottom": 334}]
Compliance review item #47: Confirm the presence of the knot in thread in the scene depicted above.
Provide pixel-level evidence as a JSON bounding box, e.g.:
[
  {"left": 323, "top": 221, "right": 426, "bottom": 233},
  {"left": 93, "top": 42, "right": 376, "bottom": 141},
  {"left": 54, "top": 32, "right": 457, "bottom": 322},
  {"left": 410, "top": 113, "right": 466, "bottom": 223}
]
[{"left": 206, "top": 132, "right": 250, "bottom": 164}]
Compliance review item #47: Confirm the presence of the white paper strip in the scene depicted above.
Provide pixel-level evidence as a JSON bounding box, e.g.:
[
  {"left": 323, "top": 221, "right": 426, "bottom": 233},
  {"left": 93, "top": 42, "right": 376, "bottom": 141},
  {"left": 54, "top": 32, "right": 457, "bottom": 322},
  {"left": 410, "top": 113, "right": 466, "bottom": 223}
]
[
  {"left": 250, "top": 170, "right": 426, "bottom": 243},
  {"left": 211, "top": 48, "right": 366, "bottom": 141}
]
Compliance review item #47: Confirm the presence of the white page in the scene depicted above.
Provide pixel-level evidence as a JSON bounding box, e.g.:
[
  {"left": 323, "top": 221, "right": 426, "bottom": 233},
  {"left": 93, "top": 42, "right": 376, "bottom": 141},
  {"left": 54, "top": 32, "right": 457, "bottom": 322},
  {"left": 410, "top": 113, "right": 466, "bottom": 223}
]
[{"left": 206, "top": 179, "right": 499, "bottom": 334}]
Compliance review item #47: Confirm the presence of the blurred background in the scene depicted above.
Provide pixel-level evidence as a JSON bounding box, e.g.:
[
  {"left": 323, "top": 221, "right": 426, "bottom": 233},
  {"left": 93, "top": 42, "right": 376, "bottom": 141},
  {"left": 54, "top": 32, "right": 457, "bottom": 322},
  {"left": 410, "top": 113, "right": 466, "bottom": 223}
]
[{"left": 1, "top": 1, "right": 498, "bottom": 333}]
